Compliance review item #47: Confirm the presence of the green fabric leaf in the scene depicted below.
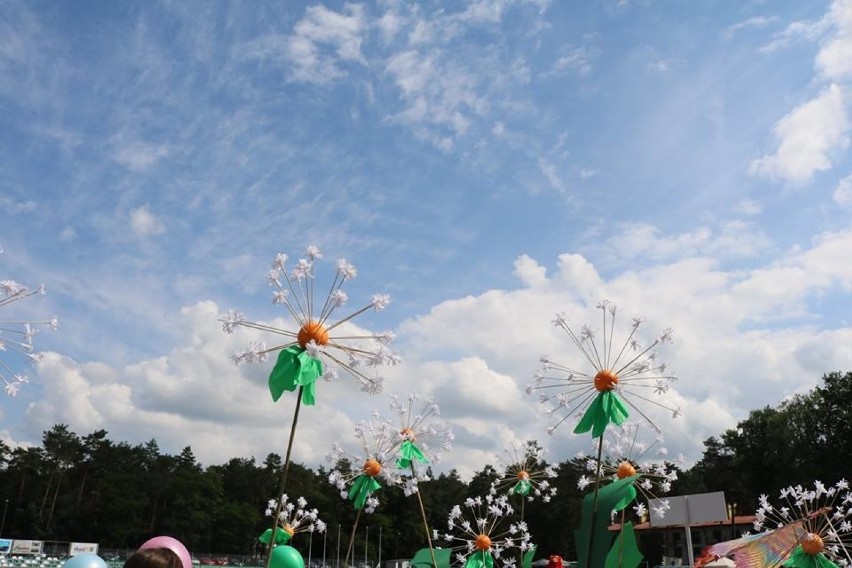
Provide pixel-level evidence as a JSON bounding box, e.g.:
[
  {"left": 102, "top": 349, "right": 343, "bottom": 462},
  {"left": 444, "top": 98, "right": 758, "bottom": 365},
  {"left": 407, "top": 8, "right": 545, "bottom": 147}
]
[
  {"left": 258, "top": 527, "right": 292, "bottom": 545},
  {"left": 410, "top": 548, "right": 452, "bottom": 568},
  {"left": 463, "top": 551, "right": 494, "bottom": 568},
  {"left": 605, "top": 521, "right": 643, "bottom": 568},
  {"left": 397, "top": 440, "right": 428, "bottom": 469},
  {"left": 574, "top": 475, "right": 640, "bottom": 568},
  {"left": 574, "top": 391, "right": 629, "bottom": 438},
  {"left": 348, "top": 473, "right": 382, "bottom": 510},
  {"left": 268, "top": 345, "right": 324, "bottom": 405},
  {"left": 785, "top": 546, "right": 840, "bottom": 568},
  {"left": 613, "top": 484, "right": 638, "bottom": 513},
  {"left": 522, "top": 546, "right": 538, "bottom": 568},
  {"left": 512, "top": 479, "right": 533, "bottom": 496}
]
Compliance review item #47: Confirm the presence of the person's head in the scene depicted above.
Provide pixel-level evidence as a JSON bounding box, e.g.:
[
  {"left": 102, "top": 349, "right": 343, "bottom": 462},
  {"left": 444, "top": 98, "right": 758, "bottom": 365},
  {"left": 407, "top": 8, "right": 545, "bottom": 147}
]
[{"left": 124, "top": 548, "right": 182, "bottom": 568}]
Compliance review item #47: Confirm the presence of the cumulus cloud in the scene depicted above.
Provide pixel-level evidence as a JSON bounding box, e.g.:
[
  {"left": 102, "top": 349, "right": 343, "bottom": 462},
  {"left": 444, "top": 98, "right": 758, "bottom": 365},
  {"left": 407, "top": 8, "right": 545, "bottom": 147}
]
[
  {"left": 24, "top": 226, "right": 852, "bottom": 477},
  {"left": 750, "top": 84, "right": 849, "bottom": 184}
]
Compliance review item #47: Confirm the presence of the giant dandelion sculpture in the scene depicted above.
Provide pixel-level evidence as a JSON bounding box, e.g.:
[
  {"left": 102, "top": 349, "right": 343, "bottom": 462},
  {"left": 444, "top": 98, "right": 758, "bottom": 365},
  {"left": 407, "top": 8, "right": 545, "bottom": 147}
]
[
  {"left": 528, "top": 300, "right": 679, "bottom": 568},
  {"left": 388, "top": 393, "right": 454, "bottom": 568},
  {"left": 221, "top": 245, "right": 395, "bottom": 568},
  {"left": 327, "top": 419, "right": 400, "bottom": 566},
  {"left": 576, "top": 422, "right": 678, "bottom": 522},
  {"left": 434, "top": 494, "right": 533, "bottom": 568},
  {"left": 489, "top": 440, "right": 557, "bottom": 518},
  {"left": 259, "top": 493, "right": 326, "bottom": 547},
  {"left": 1, "top": 247, "right": 58, "bottom": 396},
  {"left": 752, "top": 479, "right": 852, "bottom": 568}
]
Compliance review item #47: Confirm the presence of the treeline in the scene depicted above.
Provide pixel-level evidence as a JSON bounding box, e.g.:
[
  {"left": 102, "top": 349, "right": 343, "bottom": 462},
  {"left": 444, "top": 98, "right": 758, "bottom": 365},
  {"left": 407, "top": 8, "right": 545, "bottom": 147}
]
[{"left": 1, "top": 372, "right": 850, "bottom": 560}]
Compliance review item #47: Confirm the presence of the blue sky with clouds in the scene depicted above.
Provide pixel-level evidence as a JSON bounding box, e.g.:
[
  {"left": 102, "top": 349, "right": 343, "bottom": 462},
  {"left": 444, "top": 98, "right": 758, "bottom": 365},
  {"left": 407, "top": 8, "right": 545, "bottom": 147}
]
[{"left": 2, "top": 0, "right": 852, "bottom": 478}]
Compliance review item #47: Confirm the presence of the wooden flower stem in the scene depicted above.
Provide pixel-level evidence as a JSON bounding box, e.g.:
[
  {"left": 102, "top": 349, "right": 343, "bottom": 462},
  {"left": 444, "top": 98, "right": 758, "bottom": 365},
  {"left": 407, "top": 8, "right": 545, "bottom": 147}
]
[
  {"left": 344, "top": 508, "right": 363, "bottom": 567},
  {"left": 264, "top": 386, "right": 305, "bottom": 568},
  {"left": 414, "top": 482, "right": 438, "bottom": 568}
]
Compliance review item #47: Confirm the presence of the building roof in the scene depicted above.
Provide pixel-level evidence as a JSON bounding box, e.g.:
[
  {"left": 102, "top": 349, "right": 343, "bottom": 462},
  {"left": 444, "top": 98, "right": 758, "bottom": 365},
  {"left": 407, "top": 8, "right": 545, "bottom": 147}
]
[{"left": 610, "top": 515, "right": 757, "bottom": 531}]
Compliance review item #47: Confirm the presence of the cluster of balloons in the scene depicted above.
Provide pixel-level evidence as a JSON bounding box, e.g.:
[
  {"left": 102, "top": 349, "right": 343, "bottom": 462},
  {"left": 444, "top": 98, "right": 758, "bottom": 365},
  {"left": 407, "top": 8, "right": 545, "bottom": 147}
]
[{"left": 61, "top": 535, "right": 304, "bottom": 568}]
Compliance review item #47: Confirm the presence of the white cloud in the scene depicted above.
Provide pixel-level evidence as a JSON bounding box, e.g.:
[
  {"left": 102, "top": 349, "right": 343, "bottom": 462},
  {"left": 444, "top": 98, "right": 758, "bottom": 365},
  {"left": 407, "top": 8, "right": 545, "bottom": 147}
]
[
  {"left": 724, "top": 16, "right": 779, "bottom": 39},
  {"left": 130, "top": 205, "right": 166, "bottom": 237},
  {"left": 287, "top": 4, "right": 367, "bottom": 84},
  {"left": 750, "top": 84, "right": 849, "bottom": 184},
  {"left": 816, "top": 0, "right": 852, "bottom": 80},
  {"left": 22, "top": 225, "right": 852, "bottom": 478},
  {"left": 551, "top": 46, "right": 597, "bottom": 75},
  {"left": 834, "top": 173, "right": 852, "bottom": 205},
  {"left": 113, "top": 142, "right": 171, "bottom": 172}
]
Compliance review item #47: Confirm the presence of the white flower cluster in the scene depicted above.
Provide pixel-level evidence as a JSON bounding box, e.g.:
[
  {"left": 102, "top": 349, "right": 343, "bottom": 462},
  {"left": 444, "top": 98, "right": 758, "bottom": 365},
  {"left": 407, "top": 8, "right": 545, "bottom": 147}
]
[
  {"left": 265, "top": 493, "right": 327, "bottom": 537},
  {"left": 1, "top": 248, "right": 58, "bottom": 396},
  {"left": 434, "top": 494, "right": 532, "bottom": 568},
  {"left": 754, "top": 479, "right": 852, "bottom": 566}
]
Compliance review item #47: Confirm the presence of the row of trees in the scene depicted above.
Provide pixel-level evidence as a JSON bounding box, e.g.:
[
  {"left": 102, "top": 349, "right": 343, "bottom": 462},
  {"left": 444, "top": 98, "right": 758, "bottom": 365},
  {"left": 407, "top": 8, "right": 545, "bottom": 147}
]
[{"left": 1, "top": 372, "right": 850, "bottom": 561}]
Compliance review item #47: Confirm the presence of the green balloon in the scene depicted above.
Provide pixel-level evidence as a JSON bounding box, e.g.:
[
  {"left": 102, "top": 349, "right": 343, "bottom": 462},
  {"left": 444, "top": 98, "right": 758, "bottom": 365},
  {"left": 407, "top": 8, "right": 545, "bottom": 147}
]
[{"left": 270, "top": 546, "right": 305, "bottom": 568}]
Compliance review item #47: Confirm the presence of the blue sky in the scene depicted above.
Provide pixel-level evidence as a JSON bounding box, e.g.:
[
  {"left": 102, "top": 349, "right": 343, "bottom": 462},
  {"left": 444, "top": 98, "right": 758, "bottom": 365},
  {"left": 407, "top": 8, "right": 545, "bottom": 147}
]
[{"left": 2, "top": 0, "right": 852, "bottom": 479}]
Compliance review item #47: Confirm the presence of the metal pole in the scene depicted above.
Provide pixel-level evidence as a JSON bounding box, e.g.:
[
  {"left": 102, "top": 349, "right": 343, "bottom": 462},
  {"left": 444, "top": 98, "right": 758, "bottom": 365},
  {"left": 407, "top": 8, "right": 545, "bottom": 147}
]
[
  {"left": 0, "top": 499, "right": 8, "bottom": 537},
  {"left": 378, "top": 527, "right": 382, "bottom": 568},
  {"left": 323, "top": 528, "right": 328, "bottom": 568},
  {"left": 684, "top": 496, "right": 694, "bottom": 566},
  {"left": 309, "top": 531, "right": 314, "bottom": 568}
]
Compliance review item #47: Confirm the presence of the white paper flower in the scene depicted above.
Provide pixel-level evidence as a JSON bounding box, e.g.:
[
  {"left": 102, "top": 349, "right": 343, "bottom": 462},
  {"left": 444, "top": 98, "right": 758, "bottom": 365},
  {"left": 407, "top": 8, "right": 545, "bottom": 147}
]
[{"left": 1, "top": 248, "right": 58, "bottom": 397}]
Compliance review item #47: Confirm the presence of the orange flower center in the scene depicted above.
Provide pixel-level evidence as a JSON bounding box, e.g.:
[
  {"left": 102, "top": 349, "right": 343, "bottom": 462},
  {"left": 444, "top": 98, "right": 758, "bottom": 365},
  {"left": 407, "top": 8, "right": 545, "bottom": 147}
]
[
  {"left": 363, "top": 458, "right": 382, "bottom": 477},
  {"left": 298, "top": 321, "right": 329, "bottom": 348},
  {"left": 594, "top": 369, "right": 619, "bottom": 392},
  {"left": 616, "top": 461, "right": 636, "bottom": 479},
  {"left": 401, "top": 427, "right": 415, "bottom": 440},
  {"left": 283, "top": 525, "right": 295, "bottom": 537},
  {"left": 801, "top": 533, "right": 824, "bottom": 555},
  {"left": 474, "top": 535, "right": 492, "bottom": 551},
  {"left": 517, "top": 470, "right": 530, "bottom": 481}
]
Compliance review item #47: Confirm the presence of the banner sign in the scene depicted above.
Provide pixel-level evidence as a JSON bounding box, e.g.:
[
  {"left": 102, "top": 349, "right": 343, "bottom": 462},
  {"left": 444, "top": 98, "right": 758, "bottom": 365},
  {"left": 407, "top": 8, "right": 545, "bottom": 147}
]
[
  {"left": 0, "top": 539, "right": 11, "bottom": 554},
  {"left": 10, "top": 540, "right": 43, "bottom": 555},
  {"left": 69, "top": 543, "right": 99, "bottom": 556}
]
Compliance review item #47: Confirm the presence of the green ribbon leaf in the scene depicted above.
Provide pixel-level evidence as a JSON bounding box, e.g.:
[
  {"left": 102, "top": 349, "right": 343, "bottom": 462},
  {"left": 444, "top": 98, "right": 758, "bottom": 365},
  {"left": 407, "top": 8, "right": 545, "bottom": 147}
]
[
  {"left": 512, "top": 479, "right": 533, "bottom": 496},
  {"left": 613, "top": 483, "right": 638, "bottom": 513},
  {"left": 397, "top": 440, "right": 428, "bottom": 469},
  {"left": 258, "top": 527, "right": 292, "bottom": 545},
  {"left": 785, "top": 546, "right": 840, "bottom": 568},
  {"left": 268, "top": 345, "right": 324, "bottom": 405},
  {"left": 605, "top": 521, "right": 643, "bottom": 568},
  {"left": 463, "top": 551, "right": 494, "bottom": 568},
  {"left": 574, "top": 391, "right": 629, "bottom": 438},
  {"left": 348, "top": 473, "right": 382, "bottom": 510},
  {"left": 575, "top": 474, "right": 640, "bottom": 568},
  {"left": 522, "top": 546, "right": 537, "bottom": 568}
]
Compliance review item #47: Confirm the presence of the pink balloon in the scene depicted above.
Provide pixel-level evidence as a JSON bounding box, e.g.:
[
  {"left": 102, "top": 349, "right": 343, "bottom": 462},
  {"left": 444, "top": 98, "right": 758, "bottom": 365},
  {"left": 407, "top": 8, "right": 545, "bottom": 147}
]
[{"left": 139, "top": 536, "right": 193, "bottom": 568}]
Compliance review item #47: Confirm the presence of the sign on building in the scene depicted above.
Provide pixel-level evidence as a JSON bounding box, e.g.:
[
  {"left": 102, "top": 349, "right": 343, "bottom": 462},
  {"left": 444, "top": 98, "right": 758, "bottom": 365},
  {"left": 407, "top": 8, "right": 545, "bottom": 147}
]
[
  {"left": 10, "top": 540, "right": 44, "bottom": 555},
  {"left": 70, "top": 543, "right": 100, "bottom": 556}
]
